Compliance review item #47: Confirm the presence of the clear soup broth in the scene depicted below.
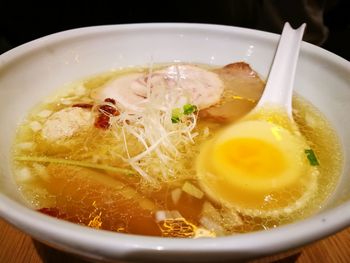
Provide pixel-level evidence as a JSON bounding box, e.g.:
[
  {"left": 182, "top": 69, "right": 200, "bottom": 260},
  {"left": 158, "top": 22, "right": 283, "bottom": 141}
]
[{"left": 12, "top": 62, "right": 342, "bottom": 237}]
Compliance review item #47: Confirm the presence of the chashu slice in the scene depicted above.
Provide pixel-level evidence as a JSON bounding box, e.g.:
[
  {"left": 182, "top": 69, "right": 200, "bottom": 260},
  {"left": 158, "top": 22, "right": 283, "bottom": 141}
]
[
  {"left": 199, "top": 62, "right": 266, "bottom": 123},
  {"left": 92, "top": 65, "right": 224, "bottom": 111}
]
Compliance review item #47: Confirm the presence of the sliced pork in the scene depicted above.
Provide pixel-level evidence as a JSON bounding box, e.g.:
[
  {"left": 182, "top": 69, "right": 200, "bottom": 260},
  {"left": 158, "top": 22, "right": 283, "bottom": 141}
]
[{"left": 92, "top": 65, "right": 224, "bottom": 111}]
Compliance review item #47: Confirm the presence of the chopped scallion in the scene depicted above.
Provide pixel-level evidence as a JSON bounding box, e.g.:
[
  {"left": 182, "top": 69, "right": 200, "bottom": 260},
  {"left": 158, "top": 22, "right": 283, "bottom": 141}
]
[
  {"left": 14, "top": 156, "right": 135, "bottom": 175},
  {"left": 305, "top": 149, "right": 319, "bottom": 166},
  {"left": 171, "top": 108, "right": 183, "bottom": 123},
  {"left": 183, "top": 104, "right": 197, "bottom": 115},
  {"left": 171, "top": 104, "right": 197, "bottom": 123},
  {"left": 171, "top": 116, "right": 180, "bottom": 123}
]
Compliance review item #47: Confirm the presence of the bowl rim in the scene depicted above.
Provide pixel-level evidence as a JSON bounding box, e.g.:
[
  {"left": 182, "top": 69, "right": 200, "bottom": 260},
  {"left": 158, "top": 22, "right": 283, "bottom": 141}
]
[{"left": 1, "top": 23, "right": 350, "bottom": 259}]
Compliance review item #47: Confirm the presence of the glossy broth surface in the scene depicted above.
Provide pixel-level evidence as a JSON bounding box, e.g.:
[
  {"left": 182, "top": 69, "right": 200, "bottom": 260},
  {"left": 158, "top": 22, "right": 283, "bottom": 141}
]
[{"left": 12, "top": 63, "right": 342, "bottom": 237}]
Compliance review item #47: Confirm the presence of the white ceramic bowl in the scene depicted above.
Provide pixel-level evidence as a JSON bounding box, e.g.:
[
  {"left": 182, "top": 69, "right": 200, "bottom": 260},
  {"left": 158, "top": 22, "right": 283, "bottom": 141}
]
[{"left": 0, "top": 23, "right": 350, "bottom": 262}]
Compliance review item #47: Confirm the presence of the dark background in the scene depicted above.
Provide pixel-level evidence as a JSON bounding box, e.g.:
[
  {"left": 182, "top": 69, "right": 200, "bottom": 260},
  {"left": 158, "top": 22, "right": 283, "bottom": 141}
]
[{"left": 0, "top": 0, "right": 349, "bottom": 60}]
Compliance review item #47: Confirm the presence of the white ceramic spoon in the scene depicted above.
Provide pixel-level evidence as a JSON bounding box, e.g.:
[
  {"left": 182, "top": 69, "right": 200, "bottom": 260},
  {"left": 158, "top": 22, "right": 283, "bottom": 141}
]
[{"left": 255, "top": 22, "right": 306, "bottom": 117}]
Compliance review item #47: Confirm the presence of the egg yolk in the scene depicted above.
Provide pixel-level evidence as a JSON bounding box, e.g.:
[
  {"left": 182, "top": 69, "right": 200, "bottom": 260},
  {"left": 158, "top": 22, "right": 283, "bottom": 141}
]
[{"left": 215, "top": 138, "right": 287, "bottom": 179}]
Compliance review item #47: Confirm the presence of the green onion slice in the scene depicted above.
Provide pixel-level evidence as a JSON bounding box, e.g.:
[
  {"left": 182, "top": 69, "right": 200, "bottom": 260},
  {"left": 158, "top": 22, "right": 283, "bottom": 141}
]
[
  {"left": 14, "top": 156, "right": 135, "bottom": 176},
  {"left": 171, "top": 108, "right": 183, "bottom": 123},
  {"left": 304, "top": 149, "right": 319, "bottom": 166},
  {"left": 183, "top": 104, "right": 197, "bottom": 115}
]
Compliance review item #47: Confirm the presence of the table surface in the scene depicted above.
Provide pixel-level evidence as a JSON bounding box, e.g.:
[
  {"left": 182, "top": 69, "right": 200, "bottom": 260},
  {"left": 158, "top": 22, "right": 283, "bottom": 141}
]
[{"left": 1, "top": 218, "right": 350, "bottom": 263}]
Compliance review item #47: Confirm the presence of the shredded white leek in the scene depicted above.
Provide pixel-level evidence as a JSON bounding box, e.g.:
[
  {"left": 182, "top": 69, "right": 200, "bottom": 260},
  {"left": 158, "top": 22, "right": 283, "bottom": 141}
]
[{"left": 110, "top": 65, "right": 199, "bottom": 183}]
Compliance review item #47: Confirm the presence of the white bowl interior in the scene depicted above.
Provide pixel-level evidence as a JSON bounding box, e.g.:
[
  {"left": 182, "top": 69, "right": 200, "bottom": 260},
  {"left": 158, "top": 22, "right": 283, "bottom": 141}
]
[{"left": 0, "top": 24, "right": 350, "bottom": 261}]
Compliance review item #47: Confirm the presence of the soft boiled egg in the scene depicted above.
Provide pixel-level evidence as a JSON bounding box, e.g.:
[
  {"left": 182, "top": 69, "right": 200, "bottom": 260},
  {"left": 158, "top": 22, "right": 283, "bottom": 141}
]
[{"left": 197, "top": 117, "right": 317, "bottom": 217}]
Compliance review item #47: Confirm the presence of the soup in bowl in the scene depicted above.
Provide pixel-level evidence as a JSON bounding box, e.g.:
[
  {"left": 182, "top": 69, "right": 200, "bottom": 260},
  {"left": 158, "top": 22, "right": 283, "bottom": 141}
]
[{"left": 0, "top": 23, "right": 350, "bottom": 262}]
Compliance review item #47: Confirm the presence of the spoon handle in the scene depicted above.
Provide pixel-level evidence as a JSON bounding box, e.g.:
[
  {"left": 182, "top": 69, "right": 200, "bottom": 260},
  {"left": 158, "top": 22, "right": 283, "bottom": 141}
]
[{"left": 256, "top": 22, "right": 306, "bottom": 116}]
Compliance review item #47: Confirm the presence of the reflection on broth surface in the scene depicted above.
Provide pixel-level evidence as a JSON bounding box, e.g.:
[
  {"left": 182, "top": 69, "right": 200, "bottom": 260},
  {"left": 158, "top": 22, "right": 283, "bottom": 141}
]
[{"left": 12, "top": 62, "right": 342, "bottom": 237}]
